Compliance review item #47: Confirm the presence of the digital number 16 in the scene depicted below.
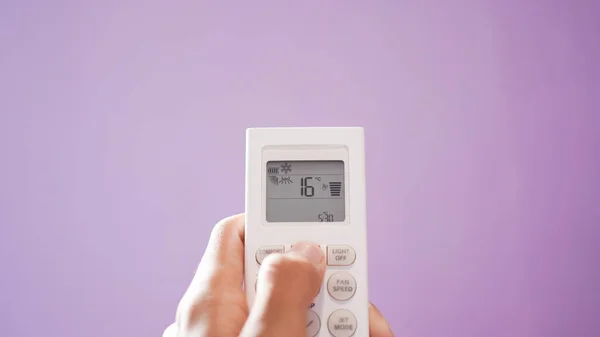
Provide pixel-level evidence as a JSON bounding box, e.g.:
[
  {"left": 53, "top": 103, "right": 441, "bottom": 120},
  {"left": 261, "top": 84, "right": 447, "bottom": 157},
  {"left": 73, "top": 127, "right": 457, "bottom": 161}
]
[{"left": 300, "top": 177, "right": 314, "bottom": 197}]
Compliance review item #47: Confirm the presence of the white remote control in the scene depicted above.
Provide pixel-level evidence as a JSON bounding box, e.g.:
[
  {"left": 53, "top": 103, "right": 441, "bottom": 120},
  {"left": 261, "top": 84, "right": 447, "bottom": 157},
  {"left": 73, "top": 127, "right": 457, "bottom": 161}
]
[{"left": 245, "top": 127, "right": 369, "bottom": 337}]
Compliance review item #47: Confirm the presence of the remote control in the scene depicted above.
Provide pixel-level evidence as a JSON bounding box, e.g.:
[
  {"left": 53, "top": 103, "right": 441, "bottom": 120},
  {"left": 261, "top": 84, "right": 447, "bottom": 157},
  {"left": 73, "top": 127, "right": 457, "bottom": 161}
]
[{"left": 245, "top": 127, "right": 369, "bottom": 337}]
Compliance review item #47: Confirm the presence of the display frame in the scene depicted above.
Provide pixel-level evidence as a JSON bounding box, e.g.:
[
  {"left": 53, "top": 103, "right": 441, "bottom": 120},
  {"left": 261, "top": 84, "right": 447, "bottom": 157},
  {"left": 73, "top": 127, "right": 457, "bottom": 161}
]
[{"left": 260, "top": 145, "right": 350, "bottom": 226}]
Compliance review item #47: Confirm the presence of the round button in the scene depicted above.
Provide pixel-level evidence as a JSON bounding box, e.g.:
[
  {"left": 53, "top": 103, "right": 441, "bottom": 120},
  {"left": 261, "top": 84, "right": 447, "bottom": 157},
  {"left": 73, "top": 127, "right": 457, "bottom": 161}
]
[
  {"left": 327, "top": 309, "right": 357, "bottom": 337},
  {"left": 327, "top": 245, "right": 356, "bottom": 266},
  {"left": 306, "top": 310, "right": 321, "bottom": 337},
  {"left": 327, "top": 271, "right": 357, "bottom": 301}
]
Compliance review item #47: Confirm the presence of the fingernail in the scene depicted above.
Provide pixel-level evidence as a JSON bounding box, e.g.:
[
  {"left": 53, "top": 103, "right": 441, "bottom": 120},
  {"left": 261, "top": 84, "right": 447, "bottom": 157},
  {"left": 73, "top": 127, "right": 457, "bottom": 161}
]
[{"left": 289, "top": 242, "right": 324, "bottom": 266}]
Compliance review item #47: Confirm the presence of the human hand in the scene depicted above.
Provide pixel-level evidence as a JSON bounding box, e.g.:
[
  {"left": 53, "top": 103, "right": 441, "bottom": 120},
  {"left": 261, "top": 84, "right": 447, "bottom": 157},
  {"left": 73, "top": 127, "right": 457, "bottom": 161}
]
[{"left": 163, "top": 214, "right": 394, "bottom": 337}]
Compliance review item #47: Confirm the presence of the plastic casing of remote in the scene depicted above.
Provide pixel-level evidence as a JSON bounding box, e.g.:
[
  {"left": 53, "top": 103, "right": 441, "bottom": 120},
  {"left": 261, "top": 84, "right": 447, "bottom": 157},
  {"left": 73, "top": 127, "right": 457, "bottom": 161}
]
[{"left": 245, "top": 127, "right": 369, "bottom": 337}]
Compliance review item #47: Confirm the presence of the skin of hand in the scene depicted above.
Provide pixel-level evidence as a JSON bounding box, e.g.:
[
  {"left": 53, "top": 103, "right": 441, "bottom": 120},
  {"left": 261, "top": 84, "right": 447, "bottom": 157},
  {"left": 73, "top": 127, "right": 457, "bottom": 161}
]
[{"left": 163, "top": 214, "right": 394, "bottom": 337}]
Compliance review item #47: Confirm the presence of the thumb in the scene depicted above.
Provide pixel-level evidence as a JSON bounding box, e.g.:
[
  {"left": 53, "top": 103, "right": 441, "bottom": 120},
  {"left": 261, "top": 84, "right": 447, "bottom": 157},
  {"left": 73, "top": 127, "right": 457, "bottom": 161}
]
[{"left": 241, "top": 242, "right": 326, "bottom": 337}]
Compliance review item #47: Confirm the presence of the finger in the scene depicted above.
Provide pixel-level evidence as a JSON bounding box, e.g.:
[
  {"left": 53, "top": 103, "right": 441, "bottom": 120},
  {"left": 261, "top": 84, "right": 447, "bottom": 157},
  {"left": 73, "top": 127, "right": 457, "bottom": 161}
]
[
  {"left": 175, "top": 214, "right": 247, "bottom": 334},
  {"left": 188, "top": 214, "right": 246, "bottom": 292},
  {"left": 369, "top": 303, "right": 394, "bottom": 337},
  {"left": 241, "top": 241, "right": 326, "bottom": 337}
]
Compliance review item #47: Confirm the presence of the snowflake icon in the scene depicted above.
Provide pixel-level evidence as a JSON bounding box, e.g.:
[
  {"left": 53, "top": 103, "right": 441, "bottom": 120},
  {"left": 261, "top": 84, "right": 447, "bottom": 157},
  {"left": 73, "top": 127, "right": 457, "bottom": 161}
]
[{"left": 280, "top": 162, "right": 292, "bottom": 174}]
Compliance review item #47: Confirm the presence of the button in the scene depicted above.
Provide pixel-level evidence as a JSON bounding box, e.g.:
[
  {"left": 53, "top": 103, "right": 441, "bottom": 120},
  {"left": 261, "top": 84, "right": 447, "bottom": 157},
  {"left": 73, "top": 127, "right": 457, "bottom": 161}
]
[
  {"left": 327, "top": 272, "right": 356, "bottom": 301},
  {"left": 327, "top": 245, "right": 356, "bottom": 266},
  {"left": 255, "top": 245, "right": 285, "bottom": 264},
  {"left": 306, "top": 310, "right": 320, "bottom": 337},
  {"left": 328, "top": 309, "right": 357, "bottom": 337}
]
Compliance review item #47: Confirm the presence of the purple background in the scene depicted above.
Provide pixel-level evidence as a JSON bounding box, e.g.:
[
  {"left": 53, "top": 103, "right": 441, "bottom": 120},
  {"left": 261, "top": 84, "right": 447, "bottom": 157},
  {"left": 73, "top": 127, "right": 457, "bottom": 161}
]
[{"left": 1, "top": 1, "right": 599, "bottom": 336}]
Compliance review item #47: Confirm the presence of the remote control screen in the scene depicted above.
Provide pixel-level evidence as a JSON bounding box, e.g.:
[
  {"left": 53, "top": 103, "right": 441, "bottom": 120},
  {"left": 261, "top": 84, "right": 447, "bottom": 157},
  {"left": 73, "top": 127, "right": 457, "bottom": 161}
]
[{"left": 265, "top": 160, "right": 345, "bottom": 222}]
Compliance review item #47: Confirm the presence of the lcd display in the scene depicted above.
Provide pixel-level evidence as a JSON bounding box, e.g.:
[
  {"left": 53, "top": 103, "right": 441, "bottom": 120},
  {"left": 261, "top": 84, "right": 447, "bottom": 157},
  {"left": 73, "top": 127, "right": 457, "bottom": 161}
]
[{"left": 265, "top": 160, "right": 345, "bottom": 222}]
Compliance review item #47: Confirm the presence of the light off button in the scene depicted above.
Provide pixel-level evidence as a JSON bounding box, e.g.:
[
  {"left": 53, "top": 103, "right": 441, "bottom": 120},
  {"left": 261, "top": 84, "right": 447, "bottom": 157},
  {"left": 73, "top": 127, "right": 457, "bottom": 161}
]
[
  {"left": 328, "top": 309, "right": 357, "bottom": 337},
  {"left": 327, "top": 245, "right": 356, "bottom": 266},
  {"left": 327, "top": 271, "right": 356, "bottom": 301},
  {"left": 255, "top": 245, "right": 285, "bottom": 264}
]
